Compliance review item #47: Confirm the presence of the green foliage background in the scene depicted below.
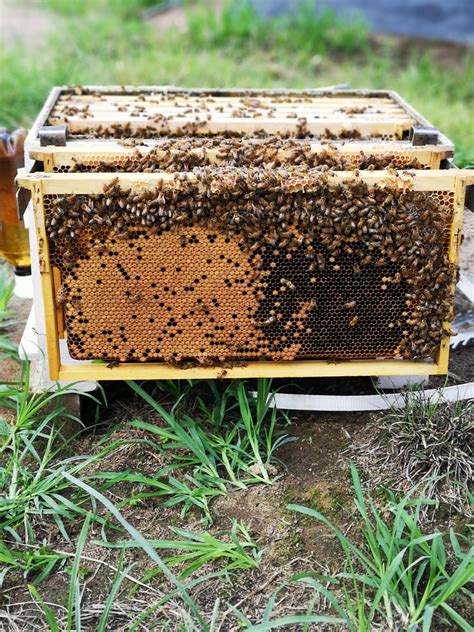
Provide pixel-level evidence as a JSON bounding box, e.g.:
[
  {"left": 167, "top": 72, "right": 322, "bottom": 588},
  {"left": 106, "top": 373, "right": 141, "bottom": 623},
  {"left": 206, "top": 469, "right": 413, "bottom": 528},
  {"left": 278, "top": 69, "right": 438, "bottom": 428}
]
[{"left": 0, "top": 0, "right": 473, "bottom": 164}]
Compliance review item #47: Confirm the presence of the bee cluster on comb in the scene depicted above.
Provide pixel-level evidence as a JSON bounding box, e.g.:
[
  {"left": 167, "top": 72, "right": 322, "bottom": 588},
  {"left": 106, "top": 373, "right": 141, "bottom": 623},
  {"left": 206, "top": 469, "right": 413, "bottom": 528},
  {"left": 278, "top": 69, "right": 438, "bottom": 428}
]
[
  {"left": 60, "top": 138, "right": 426, "bottom": 174},
  {"left": 44, "top": 165, "right": 455, "bottom": 366}
]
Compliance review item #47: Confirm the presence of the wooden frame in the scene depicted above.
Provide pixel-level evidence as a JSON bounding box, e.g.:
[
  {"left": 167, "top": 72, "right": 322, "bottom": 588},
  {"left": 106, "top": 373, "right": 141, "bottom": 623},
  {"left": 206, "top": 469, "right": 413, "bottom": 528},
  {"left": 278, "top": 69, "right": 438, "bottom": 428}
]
[
  {"left": 17, "top": 168, "right": 474, "bottom": 381},
  {"left": 27, "top": 86, "right": 453, "bottom": 168}
]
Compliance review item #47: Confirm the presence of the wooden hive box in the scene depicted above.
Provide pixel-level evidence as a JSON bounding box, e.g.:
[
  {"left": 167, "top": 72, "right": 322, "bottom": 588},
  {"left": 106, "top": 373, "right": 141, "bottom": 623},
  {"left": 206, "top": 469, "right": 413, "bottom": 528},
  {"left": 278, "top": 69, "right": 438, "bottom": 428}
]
[{"left": 17, "top": 86, "right": 474, "bottom": 381}]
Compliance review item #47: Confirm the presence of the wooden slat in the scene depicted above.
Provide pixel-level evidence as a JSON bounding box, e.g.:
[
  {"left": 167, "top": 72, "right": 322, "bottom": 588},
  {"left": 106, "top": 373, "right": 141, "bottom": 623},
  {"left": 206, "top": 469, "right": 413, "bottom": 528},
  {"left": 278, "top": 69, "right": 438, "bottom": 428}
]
[
  {"left": 49, "top": 112, "right": 411, "bottom": 123},
  {"left": 52, "top": 94, "right": 404, "bottom": 104},
  {"left": 54, "top": 94, "right": 400, "bottom": 106},
  {"left": 30, "top": 139, "right": 452, "bottom": 171},
  {"left": 51, "top": 107, "right": 406, "bottom": 117},
  {"left": 50, "top": 103, "right": 406, "bottom": 115},
  {"left": 47, "top": 117, "right": 413, "bottom": 139},
  {"left": 31, "top": 182, "right": 61, "bottom": 381},
  {"left": 49, "top": 109, "right": 413, "bottom": 123},
  {"left": 19, "top": 169, "right": 474, "bottom": 195},
  {"left": 58, "top": 358, "right": 442, "bottom": 381},
  {"left": 32, "top": 143, "right": 438, "bottom": 171}
]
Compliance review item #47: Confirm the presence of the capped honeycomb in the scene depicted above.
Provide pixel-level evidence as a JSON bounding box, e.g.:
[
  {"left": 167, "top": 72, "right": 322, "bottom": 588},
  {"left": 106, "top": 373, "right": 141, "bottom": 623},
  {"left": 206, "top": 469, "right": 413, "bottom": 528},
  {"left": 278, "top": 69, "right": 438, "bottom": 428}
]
[{"left": 44, "top": 167, "right": 456, "bottom": 366}]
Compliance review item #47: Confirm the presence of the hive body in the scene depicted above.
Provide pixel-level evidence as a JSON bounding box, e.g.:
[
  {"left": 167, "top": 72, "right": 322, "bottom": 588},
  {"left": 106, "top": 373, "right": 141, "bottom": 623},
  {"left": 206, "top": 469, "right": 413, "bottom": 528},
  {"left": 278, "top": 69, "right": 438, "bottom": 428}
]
[{"left": 19, "top": 87, "right": 474, "bottom": 380}]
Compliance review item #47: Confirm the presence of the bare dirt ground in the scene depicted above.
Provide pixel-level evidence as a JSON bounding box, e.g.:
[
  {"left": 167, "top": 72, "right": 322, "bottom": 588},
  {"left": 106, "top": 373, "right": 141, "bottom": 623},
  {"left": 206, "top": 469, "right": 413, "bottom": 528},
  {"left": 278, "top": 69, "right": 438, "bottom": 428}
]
[{"left": 0, "top": 0, "right": 55, "bottom": 51}]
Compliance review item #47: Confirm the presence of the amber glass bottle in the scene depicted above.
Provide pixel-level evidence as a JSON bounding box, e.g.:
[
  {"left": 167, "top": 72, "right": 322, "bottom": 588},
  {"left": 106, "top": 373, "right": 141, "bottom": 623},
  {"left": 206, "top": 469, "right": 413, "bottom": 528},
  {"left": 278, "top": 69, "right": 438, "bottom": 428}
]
[{"left": 0, "top": 128, "right": 31, "bottom": 271}]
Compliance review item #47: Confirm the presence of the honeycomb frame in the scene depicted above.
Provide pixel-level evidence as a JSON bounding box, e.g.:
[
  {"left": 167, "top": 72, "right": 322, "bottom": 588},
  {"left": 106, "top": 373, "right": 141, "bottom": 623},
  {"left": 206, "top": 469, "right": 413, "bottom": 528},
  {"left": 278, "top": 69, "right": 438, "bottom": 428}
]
[{"left": 17, "top": 168, "right": 473, "bottom": 381}]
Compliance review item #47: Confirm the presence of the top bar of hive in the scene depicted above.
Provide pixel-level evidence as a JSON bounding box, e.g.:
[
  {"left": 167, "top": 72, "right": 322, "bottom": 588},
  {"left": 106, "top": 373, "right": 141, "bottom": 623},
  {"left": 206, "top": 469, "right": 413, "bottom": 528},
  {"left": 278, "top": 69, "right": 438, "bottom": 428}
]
[{"left": 28, "top": 87, "right": 452, "bottom": 153}]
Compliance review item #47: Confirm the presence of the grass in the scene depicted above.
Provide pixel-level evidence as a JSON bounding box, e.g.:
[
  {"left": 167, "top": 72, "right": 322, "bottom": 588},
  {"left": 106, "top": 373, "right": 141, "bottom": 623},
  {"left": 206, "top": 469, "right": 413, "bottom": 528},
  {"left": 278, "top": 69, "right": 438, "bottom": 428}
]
[
  {"left": 0, "top": 267, "right": 19, "bottom": 361},
  {"left": 89, "top": 379, "right": 291, "bottom": 523},
  {"left": 1, "top": 0, "right": 473, "bottom": 164},
  {"left": 289, "top": 464, "right": 474, "bottom": 631},
  {"left": 0, "top": 381, "right": 265, "bottom": 629},
  {"left": 95, "top": 519, "right": 262, "bottom": 581},
  {"left": 62, "top": 472, "right": 213, "bottom": 629},
  {"left": 351, "top": 388, "right": 474, "bottom": 516},
  {"left": 0, "top": 362, "right": 102, "bottom": 544}
]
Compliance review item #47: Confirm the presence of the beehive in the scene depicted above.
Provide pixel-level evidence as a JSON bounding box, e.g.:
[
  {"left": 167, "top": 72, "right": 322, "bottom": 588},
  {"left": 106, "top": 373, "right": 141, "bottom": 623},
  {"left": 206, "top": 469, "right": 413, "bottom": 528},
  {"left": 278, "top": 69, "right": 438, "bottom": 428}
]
[{"left": 18, "top": 86, "right": 474, "bottom": 381}]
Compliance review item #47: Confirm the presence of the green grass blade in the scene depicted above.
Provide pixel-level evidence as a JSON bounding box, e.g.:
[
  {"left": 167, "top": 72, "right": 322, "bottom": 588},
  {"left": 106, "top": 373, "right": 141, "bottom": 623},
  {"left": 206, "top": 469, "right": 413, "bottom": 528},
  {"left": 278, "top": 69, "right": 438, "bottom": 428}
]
[
  {"left": 97, "top": 547, "right": 129, "bottom": 632},
  {"left": 240, "top": 614, "right": 345, "bottom": 630},
  {"left": 62, "top": 471, "right": 208, "bottom": 630},
  {"left": 439, "top": 602, "right": 474, "bottom": 631},
  {"left": 67, "top": 511, "right": 92, "bottom": 632},
  {"left": 28, "top": 584, "right": 60, "bottom": 632}
]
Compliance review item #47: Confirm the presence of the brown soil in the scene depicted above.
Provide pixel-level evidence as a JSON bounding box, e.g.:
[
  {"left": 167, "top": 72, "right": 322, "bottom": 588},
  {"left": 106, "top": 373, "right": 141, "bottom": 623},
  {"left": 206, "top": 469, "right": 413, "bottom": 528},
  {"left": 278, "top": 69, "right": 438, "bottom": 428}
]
[{"left": 0, "top": 0, "right": 56, "bottom": 51}]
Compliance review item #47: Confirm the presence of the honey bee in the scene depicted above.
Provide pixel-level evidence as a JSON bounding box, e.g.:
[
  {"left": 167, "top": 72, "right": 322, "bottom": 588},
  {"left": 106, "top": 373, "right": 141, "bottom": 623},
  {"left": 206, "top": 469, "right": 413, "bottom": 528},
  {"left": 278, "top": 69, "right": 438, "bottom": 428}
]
[
  {"left": 349, "top": 315, "right": 359, "bottom": 327},
  {"left": 56, "top": 285, "right": 69, "bottom": 305},
  {"left": 128, "top": 293, "right": 142, "bottom": 303},
  {"left": 253, "top": 316, "right": 275, "bottom": 328},
  {"left": 281, "top": 278, "right": 296, "bottom": 291}
]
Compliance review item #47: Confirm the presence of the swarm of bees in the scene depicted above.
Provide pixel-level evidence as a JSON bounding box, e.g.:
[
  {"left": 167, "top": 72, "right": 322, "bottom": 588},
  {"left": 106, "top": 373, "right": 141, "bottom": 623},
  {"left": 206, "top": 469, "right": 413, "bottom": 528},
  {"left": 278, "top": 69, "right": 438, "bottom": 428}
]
[{"left": 44, "top": 163, "right": 455, "bottom": 365}]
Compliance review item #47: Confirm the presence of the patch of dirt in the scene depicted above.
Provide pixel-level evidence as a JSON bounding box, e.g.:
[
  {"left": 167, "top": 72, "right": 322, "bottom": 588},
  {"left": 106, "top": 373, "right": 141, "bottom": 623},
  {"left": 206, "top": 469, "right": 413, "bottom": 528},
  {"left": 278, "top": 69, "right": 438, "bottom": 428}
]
[
  {"left": 446, "top": 345, "right": 474, "bottom": 382},
  {"left": 0, "top": 0, "right": 56, "bottom": 51},
  {"left": 371, "top": 33, "right": 472, "bottom": 68},
  {"left": 147, "top": 5, "right": 189, "bottom": 35}
]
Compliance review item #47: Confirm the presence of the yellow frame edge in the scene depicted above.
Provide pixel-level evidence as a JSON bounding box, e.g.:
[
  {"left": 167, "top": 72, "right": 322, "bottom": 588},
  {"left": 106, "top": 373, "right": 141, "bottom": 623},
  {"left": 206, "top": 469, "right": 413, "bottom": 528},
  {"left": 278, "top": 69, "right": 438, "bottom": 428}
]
[{"left": 58, "top": 359, "right": 442, "bottom": 381}]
